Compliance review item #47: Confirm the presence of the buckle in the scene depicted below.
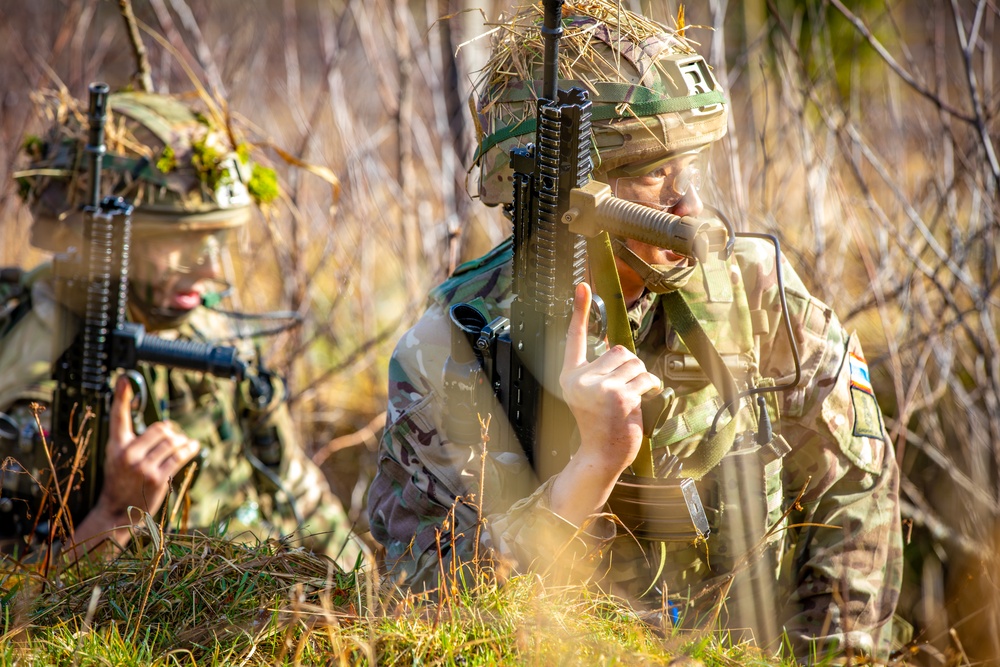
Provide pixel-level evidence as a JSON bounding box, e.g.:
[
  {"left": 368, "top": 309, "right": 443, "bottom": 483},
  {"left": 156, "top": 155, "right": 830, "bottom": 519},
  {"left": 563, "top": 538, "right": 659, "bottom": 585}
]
[{"left": 662, "top": 352, "right": 752, "bottom": 384}]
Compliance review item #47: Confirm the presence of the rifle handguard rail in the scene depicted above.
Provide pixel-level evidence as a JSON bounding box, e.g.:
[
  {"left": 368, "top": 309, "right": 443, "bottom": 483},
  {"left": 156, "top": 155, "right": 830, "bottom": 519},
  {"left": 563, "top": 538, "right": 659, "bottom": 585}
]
[{"left": 112, "top": 323, "right": 247, "bottom": 381}]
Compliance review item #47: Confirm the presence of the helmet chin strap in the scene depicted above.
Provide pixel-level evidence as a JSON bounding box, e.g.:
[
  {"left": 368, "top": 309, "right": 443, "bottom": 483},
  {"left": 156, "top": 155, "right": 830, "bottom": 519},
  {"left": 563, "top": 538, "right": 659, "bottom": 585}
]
[{"left": 610, "top": 237, "right": 697, "bottom": 294}]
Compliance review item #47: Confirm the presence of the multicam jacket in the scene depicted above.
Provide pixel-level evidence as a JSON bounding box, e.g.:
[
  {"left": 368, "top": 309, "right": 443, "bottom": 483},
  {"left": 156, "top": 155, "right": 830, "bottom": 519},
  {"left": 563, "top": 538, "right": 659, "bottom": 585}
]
[
  {"left": 368, "top": 236, "right": 902, "bottom": 662},
  {"left": 0, "top": 272, "right": 363, "bottom": 570}
]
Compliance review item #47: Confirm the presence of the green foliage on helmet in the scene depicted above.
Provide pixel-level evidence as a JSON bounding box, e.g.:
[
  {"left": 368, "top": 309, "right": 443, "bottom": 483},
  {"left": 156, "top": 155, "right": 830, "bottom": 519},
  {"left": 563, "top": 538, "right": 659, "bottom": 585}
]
[
  {"left": 191, "top": 134, "right": 236, "bottom": 194},
  {"left": 14, "top": 89, "right": 278, "bottom": 252},
  {"left": 248, "top": 164, "right": 280, "bottom": 205},
  {"left": 156, "top": 145, "right": 177, "bottom": 174},
  {"left": 472, "top": 1, "right": 729, "bottom": 207}
]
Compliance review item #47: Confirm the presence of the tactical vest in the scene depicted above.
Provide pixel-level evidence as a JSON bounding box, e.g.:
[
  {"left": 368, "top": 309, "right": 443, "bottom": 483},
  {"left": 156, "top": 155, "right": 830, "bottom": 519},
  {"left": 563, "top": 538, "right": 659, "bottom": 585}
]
[{"left": 604, "top": 246, "right": 788, "bottom": 643}]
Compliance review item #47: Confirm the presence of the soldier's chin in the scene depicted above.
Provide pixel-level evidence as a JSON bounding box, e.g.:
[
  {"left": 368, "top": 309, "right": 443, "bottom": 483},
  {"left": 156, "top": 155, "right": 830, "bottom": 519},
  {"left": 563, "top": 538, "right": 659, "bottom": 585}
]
[
  {"left": 141, "top": 305, "right": 198, "bottom": 331},
  {"left": 161, "top": 304, "right": 197, "bottom": 318}
]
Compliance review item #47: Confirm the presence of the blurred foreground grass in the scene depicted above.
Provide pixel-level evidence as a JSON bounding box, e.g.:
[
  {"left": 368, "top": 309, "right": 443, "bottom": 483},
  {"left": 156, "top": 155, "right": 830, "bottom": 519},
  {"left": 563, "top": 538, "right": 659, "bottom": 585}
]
[{"left": 0, "top": 526, "right": 789, "bottom": 667}]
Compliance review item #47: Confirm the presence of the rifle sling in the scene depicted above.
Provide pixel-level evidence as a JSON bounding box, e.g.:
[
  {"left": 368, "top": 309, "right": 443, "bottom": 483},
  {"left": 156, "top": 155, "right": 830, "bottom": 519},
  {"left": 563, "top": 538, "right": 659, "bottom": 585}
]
[
  {"left": 586, "top": 233, "right": 634, "bottom": 354},
  {"left": 589, "top": 233, "right": 683, "bottom": 592},
  {"left": 585, "top": 233, "right": 656, "bottom": 477}
]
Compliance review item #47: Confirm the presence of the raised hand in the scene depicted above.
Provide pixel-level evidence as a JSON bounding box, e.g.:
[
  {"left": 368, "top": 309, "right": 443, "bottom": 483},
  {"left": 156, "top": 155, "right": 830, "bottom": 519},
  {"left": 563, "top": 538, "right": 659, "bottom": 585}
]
[
  {"left": 550, "top": 282, "right": 662, "bottom": 524},
  {"left": 93, "top": 376, "right": 201, "bottom": 522}
]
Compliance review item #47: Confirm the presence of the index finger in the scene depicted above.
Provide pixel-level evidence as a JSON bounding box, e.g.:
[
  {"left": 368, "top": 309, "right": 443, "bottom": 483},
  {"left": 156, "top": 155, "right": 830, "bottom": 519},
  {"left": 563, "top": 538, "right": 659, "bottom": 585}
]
[{"left": 563, "top": 281, "right": 593, "bottom": 371}]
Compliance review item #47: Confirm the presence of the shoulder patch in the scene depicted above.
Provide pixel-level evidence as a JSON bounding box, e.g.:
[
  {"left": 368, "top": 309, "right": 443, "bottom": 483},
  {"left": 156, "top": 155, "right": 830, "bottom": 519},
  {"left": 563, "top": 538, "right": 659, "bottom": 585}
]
[
  {"left": 849, "top": 351, "right": 874, "bottom": 394},
  {"left": 848, "top": 351, "right": 885, "bottom": 439},
  {"left": 820, "top": 333, "right": 886, "bottom": 474}
]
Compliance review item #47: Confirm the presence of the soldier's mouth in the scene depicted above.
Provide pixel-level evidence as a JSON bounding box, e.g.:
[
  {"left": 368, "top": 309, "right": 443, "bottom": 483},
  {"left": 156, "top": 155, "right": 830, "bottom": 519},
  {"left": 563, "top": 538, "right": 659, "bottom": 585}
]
[
  {"left": 663, "top": 250, "right": 685, "bottom": 262},
  {"left": 170, "top": 290, "right": 203, "bottom": 311}
]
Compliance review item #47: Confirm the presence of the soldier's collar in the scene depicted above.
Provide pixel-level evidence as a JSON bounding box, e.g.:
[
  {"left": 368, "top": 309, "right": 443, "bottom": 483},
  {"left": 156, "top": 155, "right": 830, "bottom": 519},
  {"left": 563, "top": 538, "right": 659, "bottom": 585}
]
[{"left": 628, "top": 291, "right": 659, "bottom": 344}]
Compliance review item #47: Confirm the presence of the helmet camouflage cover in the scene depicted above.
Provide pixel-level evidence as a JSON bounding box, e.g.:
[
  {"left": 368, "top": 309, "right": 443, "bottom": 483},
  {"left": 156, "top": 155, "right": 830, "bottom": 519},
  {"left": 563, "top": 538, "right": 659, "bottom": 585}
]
[
  {"left": 473, "top": 1, "right": 729, "bottom": 206},
  {"left": 16, "top": 89, "right": 279, "bottom": 253}
]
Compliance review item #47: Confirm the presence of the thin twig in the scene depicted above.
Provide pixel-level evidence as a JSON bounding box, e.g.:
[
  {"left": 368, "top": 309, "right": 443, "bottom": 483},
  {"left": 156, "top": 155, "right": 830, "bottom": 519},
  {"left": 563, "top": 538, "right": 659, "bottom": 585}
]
[{"left": 118, "top": 0, "right": 154, "bottom": 92}]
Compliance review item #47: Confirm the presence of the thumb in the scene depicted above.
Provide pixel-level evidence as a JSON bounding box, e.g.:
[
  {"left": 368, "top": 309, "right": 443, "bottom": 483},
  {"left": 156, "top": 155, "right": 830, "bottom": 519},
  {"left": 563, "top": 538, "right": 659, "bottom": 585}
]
[
  {"left": 109, "top": 375, "right": 136, "bottom": 444},
  {"left": 563, "top": 281, "right": 592, "bottom": 371}
]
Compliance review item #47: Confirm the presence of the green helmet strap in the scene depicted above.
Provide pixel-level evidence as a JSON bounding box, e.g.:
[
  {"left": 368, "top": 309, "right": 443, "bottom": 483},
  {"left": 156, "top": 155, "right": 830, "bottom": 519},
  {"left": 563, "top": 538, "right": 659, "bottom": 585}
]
[{"left": 474, "top": 87, "right": 726, "bottom": 162}]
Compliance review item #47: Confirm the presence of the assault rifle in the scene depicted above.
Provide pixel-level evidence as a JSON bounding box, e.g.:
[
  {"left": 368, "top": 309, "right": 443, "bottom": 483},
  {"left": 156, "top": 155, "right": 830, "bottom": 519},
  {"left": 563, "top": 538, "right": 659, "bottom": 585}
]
[
  {"left": 5, "top": 83, "right": 269, "bottom": 545},
  {"left": 444, "top": 0, "right": 726, "bottom": 490}
]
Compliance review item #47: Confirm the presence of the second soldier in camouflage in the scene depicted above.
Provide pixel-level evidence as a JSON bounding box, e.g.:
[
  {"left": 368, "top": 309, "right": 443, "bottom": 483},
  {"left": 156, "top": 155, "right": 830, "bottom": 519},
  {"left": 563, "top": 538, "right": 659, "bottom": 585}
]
[{"left": 2, "top": 89, "right": 365, "bottom": 569}]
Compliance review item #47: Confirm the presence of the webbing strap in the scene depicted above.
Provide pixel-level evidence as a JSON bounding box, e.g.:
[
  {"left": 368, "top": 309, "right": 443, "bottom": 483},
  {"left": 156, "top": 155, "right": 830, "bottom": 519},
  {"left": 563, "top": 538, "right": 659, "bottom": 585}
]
[
  {"left": 649, "top": 395, "right": 725, "bottom": 451},
  {"left": 680, "top": 410, "right": 742, "bottom": 480},
  {"left": 473, "top": 89, "right": 726, "bottom": 161},
  {"left": 660, "top": 291, "right": 741, "bottom": 414},
  {"left": 659, "top": 290, "right": 744, "bottom": 480},
  {"left": 586, "top": 233, "right": 655, "bottom": 477}
]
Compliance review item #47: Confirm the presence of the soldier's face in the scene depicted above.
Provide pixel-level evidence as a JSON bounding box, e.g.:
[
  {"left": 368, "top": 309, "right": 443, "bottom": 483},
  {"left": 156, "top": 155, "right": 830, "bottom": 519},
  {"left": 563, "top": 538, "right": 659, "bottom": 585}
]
[
  {"left": 605, "top": 153, "right": 705, "bottom": 302},
  {"left": 610, "top": 152, "right": 704, "bottom": 211},
  {"left": 130, "top": 229, "right": 229, "bottom": 313}
]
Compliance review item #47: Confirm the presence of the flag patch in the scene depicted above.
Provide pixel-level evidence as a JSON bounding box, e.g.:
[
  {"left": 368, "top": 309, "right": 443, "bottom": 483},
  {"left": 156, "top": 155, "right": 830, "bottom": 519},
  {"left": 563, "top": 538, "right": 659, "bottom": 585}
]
[
  {"left": 851, "top": 386, "right": 885, "bottom": 440},
  {"left": 849, "top": 352, "right": 874, "bottom": 395}
]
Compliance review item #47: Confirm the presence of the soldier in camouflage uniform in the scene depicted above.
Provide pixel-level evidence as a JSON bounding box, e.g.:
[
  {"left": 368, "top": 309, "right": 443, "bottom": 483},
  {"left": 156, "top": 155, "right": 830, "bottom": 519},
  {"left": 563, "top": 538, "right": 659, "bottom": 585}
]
[
  {"left": 368, "top": 4, "right": 902, "bottom": 664},
  {"left": 0, "top": 90, "right": 365, "bottom": 569}
]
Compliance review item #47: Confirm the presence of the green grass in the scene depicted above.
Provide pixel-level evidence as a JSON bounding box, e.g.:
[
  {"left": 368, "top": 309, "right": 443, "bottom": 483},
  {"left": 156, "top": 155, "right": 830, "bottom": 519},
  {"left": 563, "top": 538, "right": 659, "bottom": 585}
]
[{"left": 0, "top": 529, "right": 793, "bottom": 666}]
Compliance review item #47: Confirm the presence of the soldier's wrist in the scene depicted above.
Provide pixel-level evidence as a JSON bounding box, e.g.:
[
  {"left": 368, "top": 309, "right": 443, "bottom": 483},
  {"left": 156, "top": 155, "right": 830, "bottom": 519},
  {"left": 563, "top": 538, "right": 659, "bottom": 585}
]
[
  {"left": 567, "top": 447, "right": 630, "bottom": 484},
  {"left": 90, "top": 496, "right": 132, "bottom": 526},
  {"left": 550, "top": 455, "right": 621, "bottom": 524}
]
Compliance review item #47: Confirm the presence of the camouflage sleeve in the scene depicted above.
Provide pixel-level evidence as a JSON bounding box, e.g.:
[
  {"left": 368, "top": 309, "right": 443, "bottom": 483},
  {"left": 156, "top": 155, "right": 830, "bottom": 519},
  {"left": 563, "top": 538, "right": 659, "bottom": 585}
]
[
  {"left": 367, "top": 303, "right": 615, "bottom": 592},
  {"left": 238, "top": 376, "right": 368, "bottom": 571},
  {"left": 738, "top": 238, "right": 903, "bottom": 663}
]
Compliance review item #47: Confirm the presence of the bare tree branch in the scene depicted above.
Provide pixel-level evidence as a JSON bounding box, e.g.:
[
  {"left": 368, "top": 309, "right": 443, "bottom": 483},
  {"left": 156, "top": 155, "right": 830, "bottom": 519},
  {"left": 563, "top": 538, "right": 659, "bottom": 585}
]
[
  {"left": 118, "top": 0, "right": 153, "bottom": 92},
  {"left": 828, "top": 0, "right": 976, "bottom": 124}
]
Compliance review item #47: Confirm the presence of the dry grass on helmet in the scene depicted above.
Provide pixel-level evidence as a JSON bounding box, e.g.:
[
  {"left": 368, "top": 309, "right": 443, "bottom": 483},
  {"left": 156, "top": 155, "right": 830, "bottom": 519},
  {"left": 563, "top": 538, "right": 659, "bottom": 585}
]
[
  {"left": 19, "top": 88, "right": 147, "bottom": 182},
  {"left": 474, "top": 0, "right": 701, "bottom": 114}
]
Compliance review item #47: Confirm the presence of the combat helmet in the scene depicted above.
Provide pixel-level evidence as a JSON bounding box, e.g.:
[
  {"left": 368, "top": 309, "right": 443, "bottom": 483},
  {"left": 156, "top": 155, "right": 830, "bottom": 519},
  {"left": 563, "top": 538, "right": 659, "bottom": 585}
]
[
  {"left": 473, "top": 2, "right": 728, "bottom": 206},
  {"left": 16, "top": 89, "right": 277, "bottom": 253}
]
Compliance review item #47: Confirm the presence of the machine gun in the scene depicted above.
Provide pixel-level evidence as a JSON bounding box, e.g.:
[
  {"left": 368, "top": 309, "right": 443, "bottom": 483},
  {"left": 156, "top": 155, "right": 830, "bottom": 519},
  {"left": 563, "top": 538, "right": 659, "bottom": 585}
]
[
  {"left": 443, "top": 0, "right": 727, "bottom": 502},
  {"left": 1, "top": 83, "right": 269, "bottom": 545}
]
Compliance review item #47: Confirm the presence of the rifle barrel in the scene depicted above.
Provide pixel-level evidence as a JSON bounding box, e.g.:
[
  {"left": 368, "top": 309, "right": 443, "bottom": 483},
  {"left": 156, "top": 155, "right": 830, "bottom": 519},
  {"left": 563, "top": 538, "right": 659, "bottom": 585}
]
[
  {"left": 85, "top": 83, "right": 110, "bottom": 209},
  {"left": 540, "top": 0, "right": 564, "bottom": 101}
]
